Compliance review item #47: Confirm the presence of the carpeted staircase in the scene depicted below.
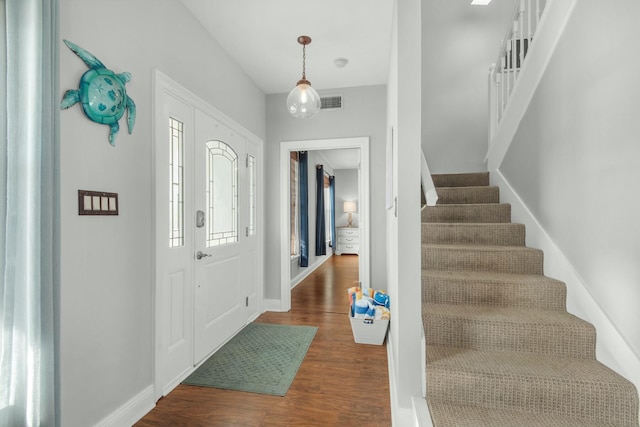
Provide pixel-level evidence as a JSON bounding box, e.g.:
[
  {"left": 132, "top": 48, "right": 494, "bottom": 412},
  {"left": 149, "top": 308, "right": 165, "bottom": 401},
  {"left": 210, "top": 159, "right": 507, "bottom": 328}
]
[{"left": 422, "top": 172, "right": 639, "bottom": 427}]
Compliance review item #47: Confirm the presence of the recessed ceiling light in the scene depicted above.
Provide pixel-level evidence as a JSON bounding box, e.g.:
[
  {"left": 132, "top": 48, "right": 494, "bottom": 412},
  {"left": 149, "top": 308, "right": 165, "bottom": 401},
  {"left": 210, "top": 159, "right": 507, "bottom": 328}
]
[
  {"left": 471, "top": 0, "right": 492, "bottom": 5},
  {"left": 334, "top": 57, "right": 349, "bottom": 68}
]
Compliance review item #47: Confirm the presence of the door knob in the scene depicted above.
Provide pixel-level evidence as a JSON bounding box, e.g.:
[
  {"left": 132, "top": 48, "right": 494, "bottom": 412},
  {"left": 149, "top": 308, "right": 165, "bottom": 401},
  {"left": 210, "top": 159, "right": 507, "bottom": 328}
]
[{"left": 196, "top": 251, "right": 211, "bottom": 260}]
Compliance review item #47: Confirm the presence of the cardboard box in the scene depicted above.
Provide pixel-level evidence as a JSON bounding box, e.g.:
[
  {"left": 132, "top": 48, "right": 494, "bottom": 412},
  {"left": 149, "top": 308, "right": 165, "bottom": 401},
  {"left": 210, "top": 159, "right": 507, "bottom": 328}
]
[{"left": 349, "top": 316, "right": 389, "bottom": 345}]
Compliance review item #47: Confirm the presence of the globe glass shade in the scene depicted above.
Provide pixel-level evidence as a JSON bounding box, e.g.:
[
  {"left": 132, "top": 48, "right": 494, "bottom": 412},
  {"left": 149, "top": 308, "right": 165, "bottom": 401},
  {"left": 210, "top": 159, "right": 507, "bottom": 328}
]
[{"left": 286, "top": 82, "right": 321, "bottom": 119}]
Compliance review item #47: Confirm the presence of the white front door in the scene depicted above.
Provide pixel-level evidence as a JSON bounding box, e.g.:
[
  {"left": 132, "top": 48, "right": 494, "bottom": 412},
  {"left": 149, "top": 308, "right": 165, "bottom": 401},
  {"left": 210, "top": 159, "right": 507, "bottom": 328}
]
[
  {"left": 154, "top": 72, "right": 261, "bottom": 398},
  {"left": 193, "top": 109, "right": 247, "bottom": 364}
]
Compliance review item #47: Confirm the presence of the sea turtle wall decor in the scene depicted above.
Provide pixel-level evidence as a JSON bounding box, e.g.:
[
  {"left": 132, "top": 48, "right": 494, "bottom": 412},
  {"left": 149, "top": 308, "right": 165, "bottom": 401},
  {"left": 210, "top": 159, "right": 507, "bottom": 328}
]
[{"left": 61, "top": 39, "right": 136, "bottom": 146}]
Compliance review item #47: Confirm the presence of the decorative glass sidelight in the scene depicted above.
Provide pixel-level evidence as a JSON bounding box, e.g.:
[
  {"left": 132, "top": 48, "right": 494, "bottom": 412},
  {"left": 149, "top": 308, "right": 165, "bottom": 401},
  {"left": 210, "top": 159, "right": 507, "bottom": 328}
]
[
  {"left": 248, "top": 154, "right": 256, "bottom": 236},
  {"left": 169, "top": 117, "right": 184, "bottom": 247},
  {"left": 206, "top": 140, "right": 238, "bottom": 246}
]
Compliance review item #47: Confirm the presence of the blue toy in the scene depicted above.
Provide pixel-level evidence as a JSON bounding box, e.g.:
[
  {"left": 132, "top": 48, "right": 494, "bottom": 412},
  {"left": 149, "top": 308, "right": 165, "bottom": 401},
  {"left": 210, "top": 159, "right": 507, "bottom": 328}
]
[{"left": 373, "top": 291, "right": 390, "bottom": 308}]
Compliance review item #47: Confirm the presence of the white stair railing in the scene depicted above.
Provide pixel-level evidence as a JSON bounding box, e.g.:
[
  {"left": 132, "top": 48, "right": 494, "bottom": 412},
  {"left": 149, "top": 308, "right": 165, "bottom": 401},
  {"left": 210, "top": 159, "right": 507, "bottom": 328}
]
[
  {"left": 421, "top": 149, "right": 438, "bottom": 207},
  {"left": 488, "top": 0, "right": 548, "bottom": 145}
]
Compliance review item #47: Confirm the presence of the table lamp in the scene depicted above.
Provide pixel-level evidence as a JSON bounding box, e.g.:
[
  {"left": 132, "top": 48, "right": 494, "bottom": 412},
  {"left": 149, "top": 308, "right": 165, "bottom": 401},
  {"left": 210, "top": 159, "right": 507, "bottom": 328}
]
[{"left": 343, "top": 201, "right": 357, "bottom": 228}]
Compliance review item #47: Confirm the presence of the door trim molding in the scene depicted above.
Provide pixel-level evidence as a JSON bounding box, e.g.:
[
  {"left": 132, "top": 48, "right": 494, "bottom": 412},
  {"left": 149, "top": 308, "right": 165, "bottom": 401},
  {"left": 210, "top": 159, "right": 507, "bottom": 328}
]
[
  {"left": 152, "top": 69, "right": 264, "bottom": 400},
  {"left": 279, "top": 137, "right": 370, "bottom": 311}
]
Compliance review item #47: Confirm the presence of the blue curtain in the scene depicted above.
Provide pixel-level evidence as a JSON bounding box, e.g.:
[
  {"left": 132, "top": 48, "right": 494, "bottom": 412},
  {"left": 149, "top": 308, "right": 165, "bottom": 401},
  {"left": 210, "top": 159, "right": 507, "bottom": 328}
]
[
  {"left": 315, "top": 165, "right": 326, "bottom": 256},
  {"left": 329, "top": 176, "right": 336, "bottom": 252},
  {"left": 298, "top": 152, "right": 309, "bottom": 267},
  {"left": 1, "top": 0, "right": 58, "bottom": 426}
]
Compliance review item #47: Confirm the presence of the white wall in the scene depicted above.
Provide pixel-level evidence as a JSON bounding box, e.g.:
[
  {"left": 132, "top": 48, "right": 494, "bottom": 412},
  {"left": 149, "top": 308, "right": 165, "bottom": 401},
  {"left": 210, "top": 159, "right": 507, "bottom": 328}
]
[
  {"left": 334, "top": 169, "right": 359, "bottom": 228},
  {"left": 265, "top": 85, "right": 387, "bottom": 299},
  {"left": 386, "top": 0, "right": 423, "bottom": 421},
  {"left": 59, "top": 1, "right": 265, "bottom": 425},
  {"left": 421, "top": 0, "right": 517, "bottom": 173},
  {"left": 500, "top": 0, "right": 640, "bottom": 370}
]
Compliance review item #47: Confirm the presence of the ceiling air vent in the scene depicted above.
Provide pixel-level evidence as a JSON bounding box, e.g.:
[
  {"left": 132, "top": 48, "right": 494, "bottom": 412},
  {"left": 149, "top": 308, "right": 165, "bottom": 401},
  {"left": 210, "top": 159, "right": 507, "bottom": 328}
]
[{"left": 320, "top": 95, "right": 343, "bottom": 110}]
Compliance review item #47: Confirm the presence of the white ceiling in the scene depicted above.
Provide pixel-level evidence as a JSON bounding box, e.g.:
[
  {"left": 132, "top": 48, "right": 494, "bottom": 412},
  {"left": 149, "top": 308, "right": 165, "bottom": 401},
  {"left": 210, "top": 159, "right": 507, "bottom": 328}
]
[{"left": 178, "top": 0, "right": 394, "bottom": 94}]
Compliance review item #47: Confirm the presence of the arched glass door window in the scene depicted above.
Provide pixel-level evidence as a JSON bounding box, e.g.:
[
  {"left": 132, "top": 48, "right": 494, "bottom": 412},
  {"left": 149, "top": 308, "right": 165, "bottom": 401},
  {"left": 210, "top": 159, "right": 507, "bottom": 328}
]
[{"left": 206, "top": 140, "right": 238, "bottom": 247}]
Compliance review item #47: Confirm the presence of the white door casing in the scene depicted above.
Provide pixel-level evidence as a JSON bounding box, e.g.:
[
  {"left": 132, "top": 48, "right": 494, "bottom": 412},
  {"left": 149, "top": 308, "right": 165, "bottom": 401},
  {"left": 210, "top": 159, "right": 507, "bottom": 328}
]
[
  {"left": 279, "top": 137, "right": 370, "bottom": 312},
  {"left": 154, "top": 70, "right": 264, "bottom": 400}
]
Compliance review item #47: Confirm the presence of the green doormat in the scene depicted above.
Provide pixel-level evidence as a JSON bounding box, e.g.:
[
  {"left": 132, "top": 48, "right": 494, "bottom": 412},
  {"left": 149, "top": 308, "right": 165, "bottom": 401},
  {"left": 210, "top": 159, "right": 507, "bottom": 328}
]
[{"left": 183, "top": 322, "right": 318, "bottom": 396}]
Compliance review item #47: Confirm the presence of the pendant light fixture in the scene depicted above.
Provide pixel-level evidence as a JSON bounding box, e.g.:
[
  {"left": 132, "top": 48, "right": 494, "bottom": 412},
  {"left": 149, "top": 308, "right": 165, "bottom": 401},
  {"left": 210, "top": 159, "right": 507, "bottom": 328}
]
[{"left": 286, "top": 35, "right": 321, "bottom": 119}]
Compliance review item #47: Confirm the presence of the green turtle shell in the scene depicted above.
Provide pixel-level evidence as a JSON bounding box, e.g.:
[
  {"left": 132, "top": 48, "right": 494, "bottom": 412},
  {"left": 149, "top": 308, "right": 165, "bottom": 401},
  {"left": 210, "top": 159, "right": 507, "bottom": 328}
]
[{"left": 79, "top": 68, "right": 127, "bottom": 125}]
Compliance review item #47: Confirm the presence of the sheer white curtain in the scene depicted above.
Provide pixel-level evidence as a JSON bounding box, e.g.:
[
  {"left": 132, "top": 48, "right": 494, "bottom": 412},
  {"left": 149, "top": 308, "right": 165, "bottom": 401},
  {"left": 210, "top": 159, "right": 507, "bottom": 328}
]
[{"left": 1, "top": 0, "right": 58, "bottom": 426}]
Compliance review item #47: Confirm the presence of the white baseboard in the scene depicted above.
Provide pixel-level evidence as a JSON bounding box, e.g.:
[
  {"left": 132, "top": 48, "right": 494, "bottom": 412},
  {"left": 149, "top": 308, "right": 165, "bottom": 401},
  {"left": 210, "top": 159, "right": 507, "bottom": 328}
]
[
  {"left": 263, "top": 299, "right": 284, "bottom": 312},
  {"left": 493, "top": 170, "right": 640, "bottom": 392},
  {"left": 387, "top": 334, "right": 430, "bottom": 427},
  {"left": 421, "top": 326, "right": 426, "bottom": 398},
  {"left": 247, "top": 311, "right": 261, "bottom": 323},
  {"left": 94, "top": 385, "right": 155, "bottom": 427},
  {"left": 290, "top": 254, "right": 333, "bottom": 290},
  {"left": 412, "top": 395, "right": 434, "bottom": 427}
]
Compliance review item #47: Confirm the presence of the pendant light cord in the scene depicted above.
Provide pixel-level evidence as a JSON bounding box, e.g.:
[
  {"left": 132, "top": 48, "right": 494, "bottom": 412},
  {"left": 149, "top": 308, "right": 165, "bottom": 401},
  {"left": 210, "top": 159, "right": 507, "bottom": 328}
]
[{"left": 302, "top": 43, "right": 307, "bottom": 80}]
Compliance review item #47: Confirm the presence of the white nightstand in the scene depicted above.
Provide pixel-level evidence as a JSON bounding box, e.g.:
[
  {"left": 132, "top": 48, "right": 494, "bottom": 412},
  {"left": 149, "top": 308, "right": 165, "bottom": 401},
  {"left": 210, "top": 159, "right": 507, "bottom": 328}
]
[{"left": 336, "top": 227, "right": 359, "bottom": 255}]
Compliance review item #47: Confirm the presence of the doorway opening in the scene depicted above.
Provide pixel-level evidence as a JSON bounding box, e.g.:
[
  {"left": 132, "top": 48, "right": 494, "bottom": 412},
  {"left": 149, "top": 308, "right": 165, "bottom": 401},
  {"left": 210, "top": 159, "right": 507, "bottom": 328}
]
[{"left": 279, "top": 137, "right": 370, "bottom": 312}]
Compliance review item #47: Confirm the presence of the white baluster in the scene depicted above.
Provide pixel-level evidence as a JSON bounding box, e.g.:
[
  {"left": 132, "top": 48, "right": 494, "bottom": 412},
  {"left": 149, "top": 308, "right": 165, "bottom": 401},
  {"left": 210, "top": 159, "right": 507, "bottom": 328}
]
[
  {"left": 505, "top": 42, "right": 511, "bottom": 100},
  {"left": 495, "top": 72, "right": 502, "bottom": 127},
  {"left": 528, "top": 0, "right": 532, "bottom": 41},
  {"left": 489, "top": 64, "right": 496, "bottom": 142},
  {"left": 519, "top": 0, "right": 525, "bottom": 68},
  {"left": 511, "top": 22, "right": 517, "bottom": 92},
  {"left": 497, "top": 56, "right": 502, "bottom": 122}
]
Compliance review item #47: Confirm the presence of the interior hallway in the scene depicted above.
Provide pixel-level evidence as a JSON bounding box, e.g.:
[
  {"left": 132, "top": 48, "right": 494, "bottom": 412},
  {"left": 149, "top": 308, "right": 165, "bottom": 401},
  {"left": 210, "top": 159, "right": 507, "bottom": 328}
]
[{"left": 136, "top": 254, "right": 392, "bottom": 426}]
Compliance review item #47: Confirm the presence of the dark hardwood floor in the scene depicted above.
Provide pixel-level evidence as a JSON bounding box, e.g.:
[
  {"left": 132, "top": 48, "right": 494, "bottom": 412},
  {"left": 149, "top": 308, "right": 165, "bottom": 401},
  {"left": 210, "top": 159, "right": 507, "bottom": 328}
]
[{"left": 136, "top": 255, "right": 392, "bottom": 426}]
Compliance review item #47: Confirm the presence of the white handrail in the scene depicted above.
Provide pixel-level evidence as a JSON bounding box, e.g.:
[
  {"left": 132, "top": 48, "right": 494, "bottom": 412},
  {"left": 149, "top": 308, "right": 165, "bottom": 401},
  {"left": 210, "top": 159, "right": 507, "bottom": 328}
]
[
  {"left": 488, "top": 0, "right": 548, "bottom": 146},
  {"left": 421, "top": 150, "right": 438, "bottom": 207}
]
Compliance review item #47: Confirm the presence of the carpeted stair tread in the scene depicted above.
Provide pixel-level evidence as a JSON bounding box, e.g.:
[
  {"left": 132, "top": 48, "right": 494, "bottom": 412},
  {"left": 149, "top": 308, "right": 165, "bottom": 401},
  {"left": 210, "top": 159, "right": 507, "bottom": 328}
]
[
  {"left": 435, "top": 186, "right": 500, "bottom": 205},
  {"left": 427, "top": 346, "right": 639, "bottom": 426},
  {"left": 427, "top": 346, "right": 637, "bottom": 392},
  {"left": 422, "top": 222, "right": 525, "bottom": 246},
  {"left": 423, "top": 303, "right": 595, "bottom": 357},
  {"left": 421, "top": 270, "right": 566, "bottom": 310},
  {"left": 423, "top": 244, "right": 543, "bottom": 274},
  {"left": 426, "top": 402, "right": 623, "bottom": 427},
  {"left": 423, "top": 203, "right": 511, "bottom": 223},
  {"left": 422, "top": 171, "right": 640, "bottom": 426},
  {"left": 432, "top": 172, "right": 489, "bottom": 188}
]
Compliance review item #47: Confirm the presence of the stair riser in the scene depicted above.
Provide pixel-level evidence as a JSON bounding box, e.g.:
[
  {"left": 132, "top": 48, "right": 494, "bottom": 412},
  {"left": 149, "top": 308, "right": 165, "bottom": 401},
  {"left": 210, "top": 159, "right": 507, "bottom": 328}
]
[
  {"left": 436, "top": 186, "right": 500, "bottom": 204},
  {"left": 421, "top": 276, "right": 567, "bottom": 311},
  {"left": 422, "top": 223, "right": 525, "bottom": 246},
  {"left": 424, "top": 315, "right": 596, "bottom": 358},
  {"left": 427, "top": 369, "right": 639, "bottom": 426},
  {"left": 424, "top": 172, "right": 640, "bottom": 425},
  {"left": 432, "top": 172, "right": 489, "bottom": 188},
  {"left": 427, "top": 403, "right": 613, "bottom": 427},
  {"left": 423, "top": 247, "right": 544, "bottom": 275},
  {"left": 423, "top": 204, "right": 511, "bottom": 223}
]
